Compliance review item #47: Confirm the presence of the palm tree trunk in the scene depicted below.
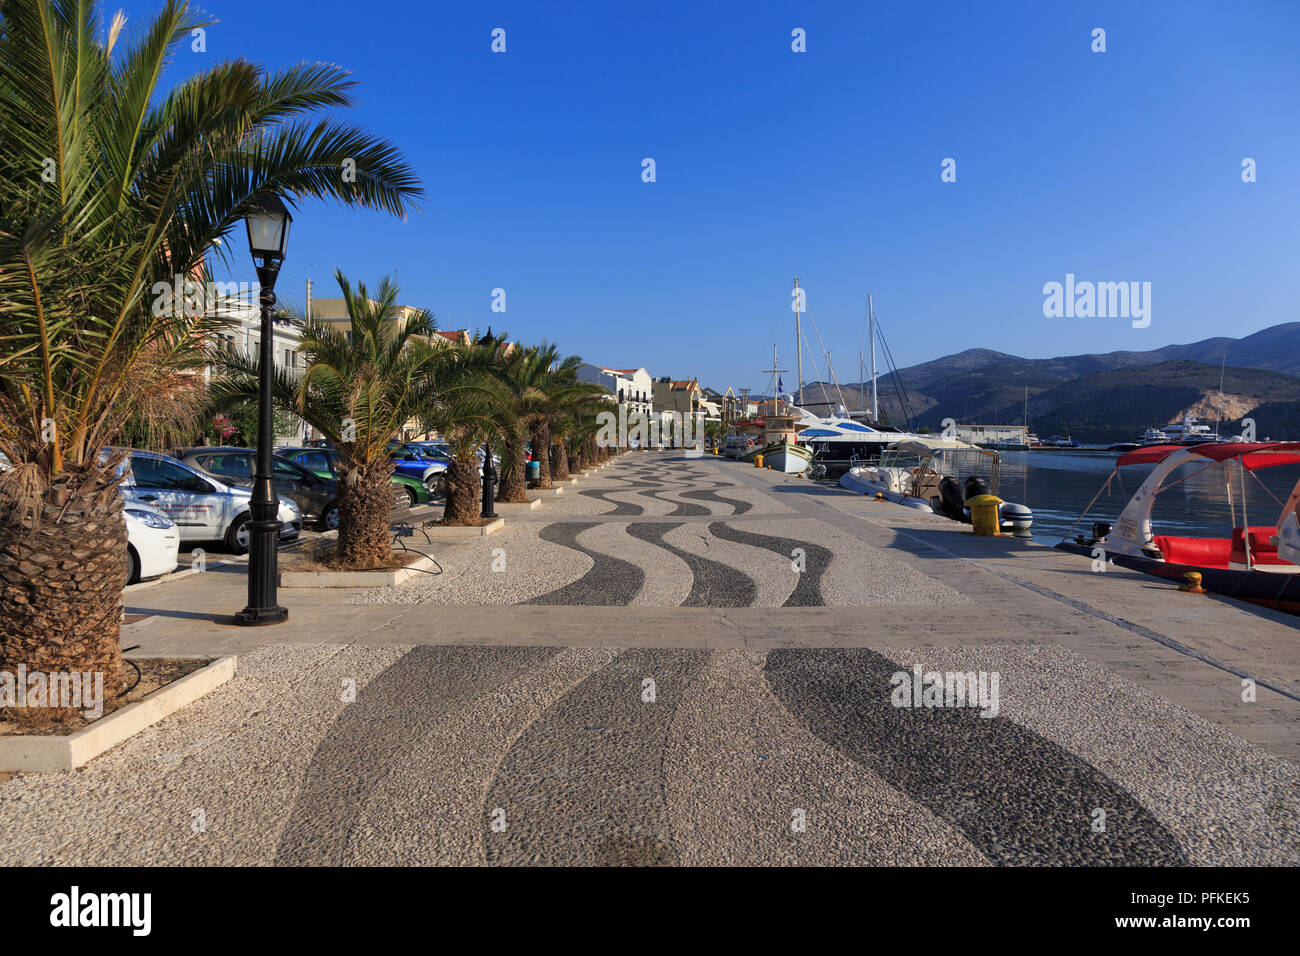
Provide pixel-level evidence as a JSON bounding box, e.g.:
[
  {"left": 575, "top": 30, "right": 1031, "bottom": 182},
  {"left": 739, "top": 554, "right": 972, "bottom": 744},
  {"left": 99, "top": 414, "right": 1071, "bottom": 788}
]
[
  {"left": 335, "top": 462, "right": 395, "bottom": 568},
  {"left": 498, "top": 434, "right": 528, "bottom": 503},
  {"left": 532, "top": 421, "right": 553, "bottom": 489},
  {"left": 552, "top": 438, "right": 570, "bottom": 480},
  {"left": 0, "top": 469, "right": 126, "bottom": 722},
  {"left": 443, "top": 454, "right": 481, "bottom": 525}
]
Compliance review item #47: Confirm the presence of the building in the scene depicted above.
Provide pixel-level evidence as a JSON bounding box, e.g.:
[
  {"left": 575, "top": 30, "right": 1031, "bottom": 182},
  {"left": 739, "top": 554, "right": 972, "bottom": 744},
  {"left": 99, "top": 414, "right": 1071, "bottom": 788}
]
[
  {"left": 652, "top": 378, "right": 703, "bottom": 418},
  {"left": 955, "top": 424, "right": 1029, "bottom": 445},
  {"left": 576, "top": 364, "right": 654, "bottom": 447},
  {"left": 576, "top": 364, "right": 654, "bottom": 416}
]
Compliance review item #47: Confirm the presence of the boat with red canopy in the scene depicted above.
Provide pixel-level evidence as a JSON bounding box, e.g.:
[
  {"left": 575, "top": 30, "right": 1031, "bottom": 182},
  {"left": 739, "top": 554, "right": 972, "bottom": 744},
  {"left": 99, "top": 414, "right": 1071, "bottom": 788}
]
[{"left": 1056, "top": 441, "right": 1300, "bottom": 614}]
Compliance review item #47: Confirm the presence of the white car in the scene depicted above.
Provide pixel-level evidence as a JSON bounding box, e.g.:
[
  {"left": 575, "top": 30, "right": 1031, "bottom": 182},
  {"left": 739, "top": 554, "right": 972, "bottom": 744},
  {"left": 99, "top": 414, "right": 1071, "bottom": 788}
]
[
  {"left": 116, "top": 449, "right": 301, "bottom": 553},
  {"left": 125, "top": 502, "right": 180, "bottom": 585}
]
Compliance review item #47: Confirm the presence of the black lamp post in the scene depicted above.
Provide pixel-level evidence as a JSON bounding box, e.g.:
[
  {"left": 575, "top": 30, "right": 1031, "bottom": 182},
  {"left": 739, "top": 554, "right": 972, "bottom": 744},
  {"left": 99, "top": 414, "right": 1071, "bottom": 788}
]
[
  {"left": 476, "top": 327, "right": 500, "bottom": 520},
  {"left": 234, "top": 196, "right": 292, "bottom": 627},
  {"left": 480, "top": 440, "right": 498, "bottom": 519}
]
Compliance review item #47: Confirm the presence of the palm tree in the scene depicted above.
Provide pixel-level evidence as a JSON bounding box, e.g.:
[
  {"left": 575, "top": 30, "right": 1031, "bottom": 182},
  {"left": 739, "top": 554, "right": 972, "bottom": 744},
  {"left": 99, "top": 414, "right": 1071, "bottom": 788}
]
[
  {"left": 527, "top": 356, "right": 602, "bottom": 489},
  {"left": 0, "top": 0, "right": 421, "bottom": 707},
  {"left": 211, "top": 271, "right": 457, "bottom": 567},
  {"left": 492, "top": 343, "right": 558, "bottom": 503},
  {"left": 554, "top": 389, "right": 611, "bottom": 475},
  {"left": 421, "top": 337, "right": 516, "bottom": 525}
]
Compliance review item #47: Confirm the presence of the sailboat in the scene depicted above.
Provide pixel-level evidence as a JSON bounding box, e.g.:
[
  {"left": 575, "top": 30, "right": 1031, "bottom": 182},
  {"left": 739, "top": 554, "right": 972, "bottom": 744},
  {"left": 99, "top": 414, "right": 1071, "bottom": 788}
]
[
  {"left": 729, "top": 346, "right": 812, "bottom": 473},
  {"left": 787, "top": 285, "right": 926, "bottom": 478}
]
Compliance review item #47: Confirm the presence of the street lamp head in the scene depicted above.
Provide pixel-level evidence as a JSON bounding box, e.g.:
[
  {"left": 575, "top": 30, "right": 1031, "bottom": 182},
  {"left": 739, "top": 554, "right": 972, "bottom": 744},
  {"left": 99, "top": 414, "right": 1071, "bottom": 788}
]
[{"left": 244, "top": 194, "right": 292, "bottom": 263}]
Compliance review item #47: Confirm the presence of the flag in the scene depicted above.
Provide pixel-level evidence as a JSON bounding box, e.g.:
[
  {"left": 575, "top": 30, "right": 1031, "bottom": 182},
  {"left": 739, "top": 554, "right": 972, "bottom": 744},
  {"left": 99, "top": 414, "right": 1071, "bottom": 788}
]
[{"left": 778, "top": 376, "right": 784, "bottom": 393}]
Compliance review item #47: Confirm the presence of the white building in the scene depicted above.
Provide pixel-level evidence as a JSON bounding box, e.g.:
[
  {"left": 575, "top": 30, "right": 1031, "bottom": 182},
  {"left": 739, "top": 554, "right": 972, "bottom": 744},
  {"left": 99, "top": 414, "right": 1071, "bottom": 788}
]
[
  {"left": 955, "top": 424, "right": 1029, "bottom": 444},
  {"left": 576, "top": 364, "right": 654, "bottom": 417},
  {"left": 206, "top": 292, "right": 310, "bottom": 444}
]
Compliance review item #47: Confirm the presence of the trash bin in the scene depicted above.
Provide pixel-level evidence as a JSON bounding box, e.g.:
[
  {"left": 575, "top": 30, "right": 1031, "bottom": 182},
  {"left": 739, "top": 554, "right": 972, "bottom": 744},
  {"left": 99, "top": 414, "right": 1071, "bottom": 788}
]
[
  {"left": 967, "top": 494, "right": 1003, "bottom": 536},
  {"left": 527, "top": 461, "right": 541, "bottom": 483}
]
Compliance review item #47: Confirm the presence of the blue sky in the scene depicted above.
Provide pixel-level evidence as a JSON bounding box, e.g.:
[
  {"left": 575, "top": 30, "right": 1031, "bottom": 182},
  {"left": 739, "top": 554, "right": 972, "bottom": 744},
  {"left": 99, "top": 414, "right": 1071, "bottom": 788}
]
[{"left": 127, "top": 0, "right": 1298, "bottom": 396}]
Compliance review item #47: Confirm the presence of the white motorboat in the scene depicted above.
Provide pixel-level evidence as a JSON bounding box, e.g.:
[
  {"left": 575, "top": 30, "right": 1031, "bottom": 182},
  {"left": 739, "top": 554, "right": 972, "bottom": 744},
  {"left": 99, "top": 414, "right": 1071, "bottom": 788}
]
[{"left": 840, "top": 437, "right": 1034, "bottom": 534}]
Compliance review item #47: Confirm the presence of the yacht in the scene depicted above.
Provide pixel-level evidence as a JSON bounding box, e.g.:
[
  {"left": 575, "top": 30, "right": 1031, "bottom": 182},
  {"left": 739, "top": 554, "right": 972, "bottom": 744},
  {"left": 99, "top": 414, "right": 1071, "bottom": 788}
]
[
  {"left": 1139, "top": 417, "right": 1222, "bottom": 446},
  {"left": 792, "top": 408, "right": 925, "bottom": 479}
]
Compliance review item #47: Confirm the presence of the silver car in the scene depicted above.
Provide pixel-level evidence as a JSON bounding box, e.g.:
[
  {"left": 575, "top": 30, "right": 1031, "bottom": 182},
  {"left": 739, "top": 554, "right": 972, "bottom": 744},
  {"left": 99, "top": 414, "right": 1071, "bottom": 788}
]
[{"left": 117, "top": 450, "right": 301, "bottom": 553}]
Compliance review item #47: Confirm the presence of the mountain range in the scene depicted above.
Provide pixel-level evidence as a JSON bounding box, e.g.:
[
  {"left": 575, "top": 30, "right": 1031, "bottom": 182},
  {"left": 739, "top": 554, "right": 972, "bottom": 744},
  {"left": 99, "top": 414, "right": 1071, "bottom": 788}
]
[{"left": 788, "top": 323, "right": 1300, "bottom": 443}]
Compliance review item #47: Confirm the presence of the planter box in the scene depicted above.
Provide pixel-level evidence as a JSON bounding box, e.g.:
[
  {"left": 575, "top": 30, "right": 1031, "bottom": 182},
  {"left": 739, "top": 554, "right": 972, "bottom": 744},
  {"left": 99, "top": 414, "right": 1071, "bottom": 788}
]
[
  {"left": 280, "top": 553, "right": 443, "bottom": 588},
  {"left": 422, "top": 517, "right": 505, "bottom": 540},
  {"left": 0, "top": 656, "right": 237, "bottom": 773},
  {"left": 492, "top": 499, "right": 541, "bottom": 512}
]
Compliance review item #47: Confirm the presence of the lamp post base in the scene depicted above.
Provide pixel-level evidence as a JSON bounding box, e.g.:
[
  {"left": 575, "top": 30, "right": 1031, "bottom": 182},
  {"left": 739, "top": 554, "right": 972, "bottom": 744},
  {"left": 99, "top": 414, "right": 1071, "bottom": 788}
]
[{"left": 234, "top": 605, "right": 289, "bottom": 627}]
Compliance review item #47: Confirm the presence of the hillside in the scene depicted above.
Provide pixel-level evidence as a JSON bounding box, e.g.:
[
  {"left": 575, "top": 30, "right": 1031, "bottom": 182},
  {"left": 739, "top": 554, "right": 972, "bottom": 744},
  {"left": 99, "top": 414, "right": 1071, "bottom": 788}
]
[{"left": 784, "top": 322, "right": 1300, "bottom": 442}]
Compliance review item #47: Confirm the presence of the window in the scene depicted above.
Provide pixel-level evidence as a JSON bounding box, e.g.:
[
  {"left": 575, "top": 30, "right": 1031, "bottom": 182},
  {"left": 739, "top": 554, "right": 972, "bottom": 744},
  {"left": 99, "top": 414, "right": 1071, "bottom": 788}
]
[
  {"left": 298, "top": 451, "right": 332, "bottom": 474},
  {"left": 131, "top": 456, "right": 211, "bottom": 492},
  {"left": 284, "top": 348, "right": 295, "bottom": 370},
  {"left": 273, "top": 459, "right": 309, "bottom": 480},
  {"left": 197, "top": 453, "right": 253, "bottom": 480}
]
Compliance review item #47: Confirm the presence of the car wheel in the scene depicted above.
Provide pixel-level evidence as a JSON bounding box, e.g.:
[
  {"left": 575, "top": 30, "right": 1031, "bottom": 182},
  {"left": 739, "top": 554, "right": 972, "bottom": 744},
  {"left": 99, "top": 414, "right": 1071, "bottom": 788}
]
[
  {"left": 126, "top": 545, "right": 140, "bottom": 586},
  {"left": 226, "top": 513, "right": 251, "bottom": 554},
  {"left": 404, "top": 486, "right": 419, "bottom": 508},
  {"left": 322, "top": 503, "right": 340, "bottom": 531}
]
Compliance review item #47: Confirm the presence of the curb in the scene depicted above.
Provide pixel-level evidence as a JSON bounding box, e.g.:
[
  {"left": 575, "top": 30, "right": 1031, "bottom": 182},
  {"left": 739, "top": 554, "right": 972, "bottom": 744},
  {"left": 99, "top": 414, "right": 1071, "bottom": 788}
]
[
  {"left": 281, "top": 553, "right": 444, "bottom": 588},
  {"left": 0, "top": 656, "right": 238, "bottom": 773}
]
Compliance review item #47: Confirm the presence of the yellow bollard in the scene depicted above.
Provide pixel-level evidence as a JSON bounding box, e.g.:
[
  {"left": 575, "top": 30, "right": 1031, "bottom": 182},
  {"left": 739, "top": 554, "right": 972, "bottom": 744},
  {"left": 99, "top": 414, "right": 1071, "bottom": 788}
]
[
  {"left": 1180, "top": 571, "right": 1206, "bottom": 594},
  {"left": 754, "top": 454, "right": 763, "bottom": 468},
  {"left": 967, "top": 494, "right": 1003, "bottom": 536}
]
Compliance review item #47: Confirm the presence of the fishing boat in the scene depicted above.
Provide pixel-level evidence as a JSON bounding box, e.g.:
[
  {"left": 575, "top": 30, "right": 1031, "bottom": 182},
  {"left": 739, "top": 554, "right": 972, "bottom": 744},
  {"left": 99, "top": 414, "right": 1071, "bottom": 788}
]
[
  {"left": 840, "top": 437, "right": 1034, "bottom": 534},
  {"left": 740, "top": 412, "right": 812, "bottom": 473},
  {"left": 1057, "top": 442, "right": 1300, "bottom": 614},
  {"left": 722, "top": 419, "right": 763, "bottom": 459}
]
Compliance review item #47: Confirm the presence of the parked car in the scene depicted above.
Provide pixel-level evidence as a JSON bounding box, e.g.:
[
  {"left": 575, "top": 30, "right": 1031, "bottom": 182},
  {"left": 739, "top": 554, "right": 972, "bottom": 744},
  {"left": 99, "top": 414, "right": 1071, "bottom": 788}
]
[
  {"left": 387, "top": 444, "right": 449, "bottom": 491},
  {"left": 179, "top": 447, "right": 341, "bottom": 530},
  {"left": 114, "top": 449, "right": 301, "bottom": 553},
  {"left": 277, "top": 447, "right": 432, "bottom": 507},
  {"left": 124, "top": 501, "right": 179, "bottom": 584},
  {"left": 401, "top": 441, "right": 501, "bottom": 477}
]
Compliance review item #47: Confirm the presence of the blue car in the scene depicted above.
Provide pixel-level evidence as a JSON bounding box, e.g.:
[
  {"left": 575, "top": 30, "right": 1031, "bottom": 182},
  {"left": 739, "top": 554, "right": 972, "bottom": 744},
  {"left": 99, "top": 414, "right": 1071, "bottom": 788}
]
[{"left": 388, "top": 444, "right": 448, "bottom": 486}]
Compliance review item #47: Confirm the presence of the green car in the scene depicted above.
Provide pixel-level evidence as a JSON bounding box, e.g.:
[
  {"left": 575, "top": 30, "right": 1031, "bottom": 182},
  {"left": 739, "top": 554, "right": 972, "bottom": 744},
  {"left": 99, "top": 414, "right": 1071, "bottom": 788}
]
[{"left": 276, "top": 447, "right": 431, "bottom": 508}]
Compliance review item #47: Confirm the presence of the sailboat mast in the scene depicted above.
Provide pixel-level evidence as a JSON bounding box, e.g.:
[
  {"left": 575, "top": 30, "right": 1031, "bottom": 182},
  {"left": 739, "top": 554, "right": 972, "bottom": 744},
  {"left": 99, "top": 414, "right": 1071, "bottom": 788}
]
[
  {"left": 868, "top": 292, "right": 878, "bottom": 422},
  {"left": 794, "top": 277, "right": 804, "bottom": 407},
  {"left": 772, "top": 343, "right": 778, "bottom": 408}
]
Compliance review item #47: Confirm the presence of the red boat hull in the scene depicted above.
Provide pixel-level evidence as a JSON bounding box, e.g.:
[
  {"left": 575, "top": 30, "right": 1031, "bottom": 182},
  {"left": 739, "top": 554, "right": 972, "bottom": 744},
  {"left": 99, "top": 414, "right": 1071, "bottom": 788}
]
[{"left": 1056, "top": 542, "right": 1300, "bottom": 616}]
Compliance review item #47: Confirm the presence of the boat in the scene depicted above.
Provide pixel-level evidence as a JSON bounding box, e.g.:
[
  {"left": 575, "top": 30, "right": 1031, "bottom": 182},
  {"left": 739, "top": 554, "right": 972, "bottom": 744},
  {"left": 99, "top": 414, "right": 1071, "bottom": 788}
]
[
  {"left": 840, "top": 437, "right": 1034, "bottom": 534},
  {"left": 1056, "top": 442, "right": 1300, "bottom": 615},
  {"left": 1041, "top": 435, "right": 1080, "bottom": 448},
  {"left": 1138, "top": 416, "right": 1222, "bottom": 447},
  {"left": 722, "top": 420, "right": 763, "bottom": 459},
  {"left": 771, "top": 283, "right": 929, "bottom": 479},
  {"left": 740, "top": 412, "right": 812, "bottom": 473}
]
